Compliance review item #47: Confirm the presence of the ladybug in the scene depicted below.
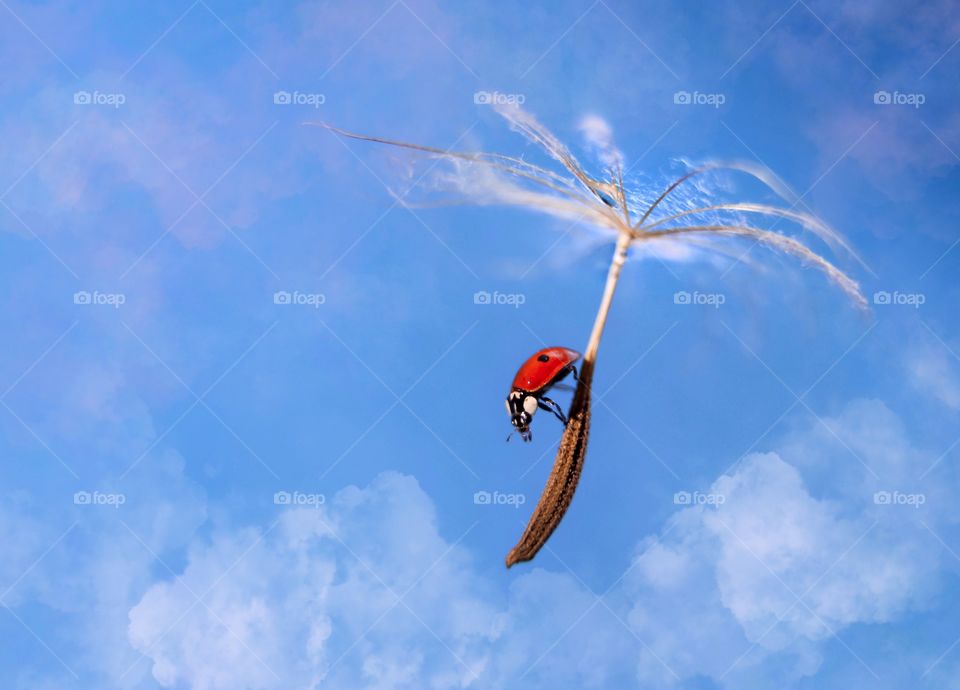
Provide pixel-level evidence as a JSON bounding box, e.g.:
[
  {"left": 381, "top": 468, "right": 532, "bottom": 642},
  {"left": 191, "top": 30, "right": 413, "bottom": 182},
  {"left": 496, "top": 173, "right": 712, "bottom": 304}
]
[{"left": 506, "top": 347, "right": 581, "bottom": 442}]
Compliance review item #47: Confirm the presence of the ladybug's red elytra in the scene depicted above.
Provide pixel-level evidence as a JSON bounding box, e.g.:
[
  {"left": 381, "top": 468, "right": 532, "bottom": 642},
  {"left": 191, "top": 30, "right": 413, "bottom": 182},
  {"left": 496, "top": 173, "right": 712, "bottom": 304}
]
[{"left": 506, "top": 346, "right": 581, "bottom": 442}]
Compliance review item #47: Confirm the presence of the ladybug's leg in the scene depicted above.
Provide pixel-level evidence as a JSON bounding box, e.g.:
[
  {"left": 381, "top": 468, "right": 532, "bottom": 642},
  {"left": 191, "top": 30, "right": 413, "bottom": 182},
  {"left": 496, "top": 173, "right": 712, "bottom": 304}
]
[
  {"left": 538, "top": 396, "right": 568, "bottom": 426},
  {"left": 550, "top": 365, "right": 579, "bottom": 391}
]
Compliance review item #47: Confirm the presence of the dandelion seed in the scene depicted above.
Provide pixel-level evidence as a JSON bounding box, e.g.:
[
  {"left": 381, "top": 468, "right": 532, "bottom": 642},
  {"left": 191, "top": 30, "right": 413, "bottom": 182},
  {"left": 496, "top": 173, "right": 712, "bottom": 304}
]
[{"left": 310, "top": 105, "right": 867, "bottom": 567}]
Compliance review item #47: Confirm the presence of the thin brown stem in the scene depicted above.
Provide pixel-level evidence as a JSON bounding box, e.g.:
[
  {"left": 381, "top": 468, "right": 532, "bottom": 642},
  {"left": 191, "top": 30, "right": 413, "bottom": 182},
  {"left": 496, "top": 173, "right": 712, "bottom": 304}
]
[
  {"left": 585, "top": 231, "right": 632, "bottom": 364},
  {"left": 505, "top": 229, "right": 631, "bottom": 567}
]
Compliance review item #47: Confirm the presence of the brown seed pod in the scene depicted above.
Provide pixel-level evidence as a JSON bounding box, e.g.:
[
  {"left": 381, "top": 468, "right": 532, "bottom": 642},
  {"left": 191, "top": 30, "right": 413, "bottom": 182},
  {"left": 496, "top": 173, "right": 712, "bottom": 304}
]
[{"left": 506, "top": 360, "right": 592, "bottom": 567}]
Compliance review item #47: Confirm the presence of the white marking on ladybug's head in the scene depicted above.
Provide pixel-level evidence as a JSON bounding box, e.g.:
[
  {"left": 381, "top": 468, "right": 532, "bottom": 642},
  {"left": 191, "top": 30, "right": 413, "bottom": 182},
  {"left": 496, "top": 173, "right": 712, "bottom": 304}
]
[
  {"left": 506, "top": 392, "right": 535, "bottom": 442},
  {"left": 523, "top": 395, "right": 538, "bottom": 416}
]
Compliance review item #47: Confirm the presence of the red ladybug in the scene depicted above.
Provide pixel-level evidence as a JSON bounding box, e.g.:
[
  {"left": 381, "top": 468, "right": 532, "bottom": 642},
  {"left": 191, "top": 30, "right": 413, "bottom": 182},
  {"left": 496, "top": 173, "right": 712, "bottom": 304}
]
[{"left": 506, "top": 347, "right": 581, "bottom": 442}]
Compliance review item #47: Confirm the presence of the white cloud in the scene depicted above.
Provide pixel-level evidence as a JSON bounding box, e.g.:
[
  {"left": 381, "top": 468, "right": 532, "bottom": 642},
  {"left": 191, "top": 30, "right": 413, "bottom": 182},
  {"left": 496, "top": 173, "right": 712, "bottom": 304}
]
[
  {"left": 128, "top": 472, "right": 502, "bottom": 689},
  {"left": 906, "top": 341, "right": 960, "bottom": 411},
  {"left": 623, "top": 400, "right": 945, "bottom": 687},
  {"left": 4, "top": 390, "right": 950, "bottom": 690},
  {"left": 126, "top": 470, "right": 641, "bottom": 689},
  {"left": 124, "top": 401, "right": 950, "bottom": 689},
  {"left": 578, "top": 114, "right": 624, "bottom": 169}
]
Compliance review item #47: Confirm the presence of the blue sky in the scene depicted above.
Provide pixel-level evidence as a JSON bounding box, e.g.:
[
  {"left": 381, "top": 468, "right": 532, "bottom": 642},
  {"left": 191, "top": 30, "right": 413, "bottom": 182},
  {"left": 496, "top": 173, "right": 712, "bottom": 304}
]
[{"left": 1, "top": 0, "right": 959, "bottom": 687}]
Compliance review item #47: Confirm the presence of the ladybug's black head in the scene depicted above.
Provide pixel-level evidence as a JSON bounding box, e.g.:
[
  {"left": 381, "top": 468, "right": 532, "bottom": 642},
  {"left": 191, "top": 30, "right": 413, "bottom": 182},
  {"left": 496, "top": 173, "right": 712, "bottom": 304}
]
[{"left": 506, "top": 390, "right": 538, "bottom": 442}]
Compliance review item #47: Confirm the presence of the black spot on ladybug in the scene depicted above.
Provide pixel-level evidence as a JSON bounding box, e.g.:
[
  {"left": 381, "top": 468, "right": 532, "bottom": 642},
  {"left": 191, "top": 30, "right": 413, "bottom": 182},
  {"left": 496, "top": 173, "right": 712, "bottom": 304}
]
[{"left": 537, "top": 354, "right": 550, "bottom": 362}]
